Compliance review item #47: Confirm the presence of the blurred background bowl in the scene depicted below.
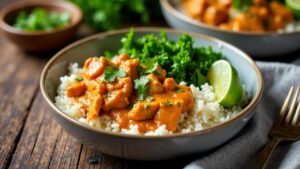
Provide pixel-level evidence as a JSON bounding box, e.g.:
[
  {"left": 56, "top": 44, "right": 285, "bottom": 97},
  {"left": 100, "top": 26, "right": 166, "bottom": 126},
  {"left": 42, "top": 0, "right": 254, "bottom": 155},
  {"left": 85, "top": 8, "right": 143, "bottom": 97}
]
[
  {"left": 40, "top": 28, "right": 263, "bottom": 160},
  {"left": 160, "top": 0, "right": 300, "bottom": 57},
  {"left": 0, "top": 0, "right": 82, "bottom": 52}
]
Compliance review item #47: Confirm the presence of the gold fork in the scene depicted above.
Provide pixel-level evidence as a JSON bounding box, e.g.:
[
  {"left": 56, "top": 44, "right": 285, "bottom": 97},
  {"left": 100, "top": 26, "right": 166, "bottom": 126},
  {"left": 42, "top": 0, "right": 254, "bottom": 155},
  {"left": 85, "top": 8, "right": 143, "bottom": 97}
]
[{"left": 252, "top": 86, "right": 300, "bottom": 169}]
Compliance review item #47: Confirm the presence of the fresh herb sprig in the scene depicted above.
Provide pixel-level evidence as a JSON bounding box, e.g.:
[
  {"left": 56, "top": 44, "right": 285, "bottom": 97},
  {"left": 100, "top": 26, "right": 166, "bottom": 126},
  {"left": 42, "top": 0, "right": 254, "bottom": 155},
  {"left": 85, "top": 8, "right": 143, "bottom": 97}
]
[
  {"left": 103, "top": 67, "right": 126, "bottom": 82},
  {"left": 134, "top": 76, "right": 149, "bottom": 100}
]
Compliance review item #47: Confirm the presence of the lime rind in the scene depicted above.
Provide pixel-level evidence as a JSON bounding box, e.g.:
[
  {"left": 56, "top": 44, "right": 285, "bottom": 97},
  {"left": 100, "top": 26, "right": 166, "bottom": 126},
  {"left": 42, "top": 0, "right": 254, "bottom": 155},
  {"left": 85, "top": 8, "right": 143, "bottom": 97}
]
[{"left": 286, "top": 0, "right": 300, "bottom": 19}]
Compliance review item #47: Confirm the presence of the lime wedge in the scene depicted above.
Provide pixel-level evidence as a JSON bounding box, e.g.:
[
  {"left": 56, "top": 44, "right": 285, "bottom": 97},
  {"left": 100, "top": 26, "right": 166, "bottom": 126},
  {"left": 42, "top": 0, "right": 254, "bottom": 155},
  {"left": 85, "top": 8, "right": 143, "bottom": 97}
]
[
  {"left": 207, "top": 60, "right": 243, "bottom": 108},
  {"left": 286, "top": 0, "right": 300, "bottom": 19}
]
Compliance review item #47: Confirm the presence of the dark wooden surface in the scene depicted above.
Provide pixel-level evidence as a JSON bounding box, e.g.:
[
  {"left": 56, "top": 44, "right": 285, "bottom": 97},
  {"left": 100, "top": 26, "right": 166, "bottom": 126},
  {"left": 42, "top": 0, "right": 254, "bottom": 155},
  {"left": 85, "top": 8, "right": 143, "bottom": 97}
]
[{"left": 1, "top": 1, "right": 300, "bottom": 169}]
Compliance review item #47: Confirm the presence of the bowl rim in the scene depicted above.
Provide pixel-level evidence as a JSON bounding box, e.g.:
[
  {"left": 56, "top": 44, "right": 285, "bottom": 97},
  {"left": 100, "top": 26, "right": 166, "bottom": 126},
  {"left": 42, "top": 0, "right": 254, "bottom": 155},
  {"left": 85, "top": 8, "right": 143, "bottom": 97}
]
[
  {"left": 40, "top": 27, "right": 264, "bottom": 139},
  {"left": 0, "top": 0, "right": 82, "bottom": 35},
  {"left": 160, "top": 0, "right": 300, "bottom": 36}
]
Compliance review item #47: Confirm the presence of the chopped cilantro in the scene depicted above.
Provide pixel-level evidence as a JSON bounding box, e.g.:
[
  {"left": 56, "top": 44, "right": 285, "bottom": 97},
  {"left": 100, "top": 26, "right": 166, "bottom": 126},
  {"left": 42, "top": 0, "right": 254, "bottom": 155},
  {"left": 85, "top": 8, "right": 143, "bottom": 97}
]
[
  {"left": 145, "top": 63, "right": 161, "bottom": 75},
  {"left": 75, "top": 76, "right": 83, "bottom": 81},
  {"left": 146, "top": 96, "right": 154, "bottom": 102},
  {"left": 134, "top": 76, "right": 149, "bottom": 100},
  {"left": 104, "top": 67, "right": 126, "bottom": 82},
  {"left": 175, "top": 88, "right": 184, "bottom": 93},
  {"left": 144, "top": 103, "right": 149, "bottom": 109},
  {"left": 164, "top": 100, "right": 172, "bottom": 106}
]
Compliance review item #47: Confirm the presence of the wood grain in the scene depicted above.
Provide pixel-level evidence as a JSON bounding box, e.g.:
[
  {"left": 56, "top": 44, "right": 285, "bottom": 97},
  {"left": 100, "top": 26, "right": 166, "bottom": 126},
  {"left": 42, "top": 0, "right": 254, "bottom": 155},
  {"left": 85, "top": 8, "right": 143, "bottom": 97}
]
[{"left": 0, "top": 39, "right": 46, "bottom": 169}]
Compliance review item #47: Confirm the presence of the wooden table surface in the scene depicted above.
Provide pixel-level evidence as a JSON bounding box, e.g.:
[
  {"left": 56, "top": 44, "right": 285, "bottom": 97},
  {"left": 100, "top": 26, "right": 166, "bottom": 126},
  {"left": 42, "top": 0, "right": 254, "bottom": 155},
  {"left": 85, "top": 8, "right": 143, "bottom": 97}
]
[{"left": 1, "top": 1, "right": 300, "bottom": 169}]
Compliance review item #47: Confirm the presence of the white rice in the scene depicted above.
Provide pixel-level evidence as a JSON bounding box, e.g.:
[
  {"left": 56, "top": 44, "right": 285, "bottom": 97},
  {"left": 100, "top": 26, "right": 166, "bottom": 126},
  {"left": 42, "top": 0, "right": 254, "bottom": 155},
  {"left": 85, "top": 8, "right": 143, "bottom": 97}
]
[
  {"left": 279, "top": 21, "right": 300, "bottom": 33},
  {"left": 55, "top": 63, "right": 247, "bottom": 136}
]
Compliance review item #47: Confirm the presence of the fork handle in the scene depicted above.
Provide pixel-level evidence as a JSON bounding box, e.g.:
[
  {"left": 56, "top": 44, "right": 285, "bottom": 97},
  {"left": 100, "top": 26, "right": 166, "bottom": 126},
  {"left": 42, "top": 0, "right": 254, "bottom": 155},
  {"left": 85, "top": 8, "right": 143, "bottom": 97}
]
[{"left": 251, "top": 138, "right": 282, "bottom": 169}]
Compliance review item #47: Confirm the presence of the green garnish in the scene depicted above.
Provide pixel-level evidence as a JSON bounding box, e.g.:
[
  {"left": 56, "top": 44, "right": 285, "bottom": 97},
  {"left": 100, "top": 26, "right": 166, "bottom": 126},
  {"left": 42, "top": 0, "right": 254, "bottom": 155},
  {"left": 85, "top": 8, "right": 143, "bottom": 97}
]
[
  {"left": 104, "top": 67, "right": 126, "bottom": 82},
  {"left": 68, "top": 0, "right": 161, "bottom": 30},
  {"left": 145, "top": 62, "right": 161, "bottom": 75},
  {"left": 13, "top": 8, "right": 70, "bottom": 31},
  {"left": 232, "top": 0, "right": 252, "bottom": 11},
  {"left": 146, "top": 96, "right": 154, "bottom": 102},
  {"left": 113, "top": 29, "right": 222, "bottom": 87},
  {"left": 144, "top": 104, "right": 149, "bottom": 109},
  {"left": 175, "top": 88, "right": 184, "bottom": 93},
  {"left": 134, "top": 76, "right": 149, "bottom": 101},
  {"left": 164, "top": 100, "right": 172, "bottom": 106},
  {"left": 75, "top": 76, "right": 83, "bottom": 81}
]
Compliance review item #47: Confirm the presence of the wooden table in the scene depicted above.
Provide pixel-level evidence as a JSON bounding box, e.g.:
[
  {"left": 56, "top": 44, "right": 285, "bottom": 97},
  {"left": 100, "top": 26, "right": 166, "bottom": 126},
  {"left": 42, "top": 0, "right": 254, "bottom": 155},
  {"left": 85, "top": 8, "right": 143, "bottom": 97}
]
[{"left": 1, "top": 2, "right": 300, "bottom": 169}]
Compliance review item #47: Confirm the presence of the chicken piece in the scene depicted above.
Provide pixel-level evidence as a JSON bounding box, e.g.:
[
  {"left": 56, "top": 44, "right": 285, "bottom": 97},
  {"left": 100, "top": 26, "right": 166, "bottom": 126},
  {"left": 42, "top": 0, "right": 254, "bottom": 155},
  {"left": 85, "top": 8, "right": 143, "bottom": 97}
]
[
  {"left": 203, "top": 6, "right": 228, "bottom": 25},
  {"left": 218, "top": 0, "right": 231, "bottom": 8},
  {"left": 128, "top": 102, "right": 160, "bottom": 121},
  {"left": 66, "top": 82, "right": 86, "bottom": 97},
  {"left": 155, "top": 100, "right": 184, "bottom": 132},
  {"left": 119, "top": 59, "right": 140, "bottom": 80},
  {"left": 112, "top": 53, "right": 130, "bottom": 66},
  {"left": 232, "top": 13, "right": 264, "bottom": 32},
  {"left": 87, "top": 80, "right": 106, "bottom": 95},
  {"left": 249, "top": 6, "right": 269, "bottom": 20},
  {"left": 103, "top": 90, "right": 130, "bottom": 111},
  {"left": 253, "top": 0, "right": 266, "bottom": 6},
  {"left": 163, "top": 78, "right": 177, "bottom": 91},
  {"left": 153, "top": 65, "right": 167, "bottom": 82},
  {"left": 106, "top": 77, "right": 132, "bottom": 97},
  {"left": 268, "top": 15, "right": 284, "bottom": 31},
  {"left": 173, "top": 86, "right": 194, "bottom": 112},
  {"left": 270, "top": 1, "right": 293, "bottom": 22},
  {"left": 87, "top": 95, "right": 103, "bottom": 120},
  {"left": 147, "top": 74, "right": 164, "bottom": 94},
  {"left": 219, "top": 23, "right": 232, "bottom": 30},
  {"left": 182, "top": 0, "right": 208, "bottom": 20},
  {"left": 84, "top": 57, "right": 111, "bottom": 80}
]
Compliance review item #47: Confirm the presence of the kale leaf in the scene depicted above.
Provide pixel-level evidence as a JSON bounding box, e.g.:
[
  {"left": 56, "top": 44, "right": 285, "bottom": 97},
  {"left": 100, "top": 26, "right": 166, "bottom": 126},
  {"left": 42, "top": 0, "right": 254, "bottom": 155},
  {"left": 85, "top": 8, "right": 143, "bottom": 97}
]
[{"left": 115, "top": 29, "right": 222, "bottom": 86}]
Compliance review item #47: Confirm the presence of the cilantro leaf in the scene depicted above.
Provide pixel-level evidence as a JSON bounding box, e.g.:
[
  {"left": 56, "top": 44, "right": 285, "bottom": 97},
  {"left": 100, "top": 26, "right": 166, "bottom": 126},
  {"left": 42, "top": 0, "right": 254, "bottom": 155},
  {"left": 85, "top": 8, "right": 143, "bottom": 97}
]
[
  {"left": 134, "top": 76, "right": 149, "bottom": 100},
  {"left": 104, "top": 67, "right": 126, "bottom": 82},
  {"left": 75, "top": 76, "right": 83, "bottom": 81},
  {"left": 175, "top": 88, "right": 184, "bottom": 93}
]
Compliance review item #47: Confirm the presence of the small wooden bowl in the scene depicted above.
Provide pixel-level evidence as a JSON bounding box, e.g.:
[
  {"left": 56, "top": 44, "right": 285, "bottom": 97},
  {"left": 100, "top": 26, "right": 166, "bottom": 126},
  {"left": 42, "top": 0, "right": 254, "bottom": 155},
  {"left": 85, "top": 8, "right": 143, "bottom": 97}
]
[{"left": 0, "top": 1, "right": 82, "bottom": 52}]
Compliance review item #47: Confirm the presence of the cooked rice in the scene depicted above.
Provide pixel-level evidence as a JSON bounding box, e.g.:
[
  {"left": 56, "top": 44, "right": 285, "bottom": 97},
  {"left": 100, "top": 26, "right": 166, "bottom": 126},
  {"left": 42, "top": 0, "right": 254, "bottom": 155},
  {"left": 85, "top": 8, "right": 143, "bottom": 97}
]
[{"left": 55, "top": 63, "right": 247, "bottom": 136}]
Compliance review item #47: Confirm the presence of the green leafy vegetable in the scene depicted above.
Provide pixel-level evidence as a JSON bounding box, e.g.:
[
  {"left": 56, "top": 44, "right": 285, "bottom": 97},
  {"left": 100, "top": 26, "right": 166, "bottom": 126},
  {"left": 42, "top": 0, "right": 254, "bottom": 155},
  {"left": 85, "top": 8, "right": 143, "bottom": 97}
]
[
  {"left": 68, "top": 0, "right": 161, "bottom": 30},
  {"left": 75, "top": 76, "right": 83, "bottom": 81},
  {"left": 114, "top": 29, "right": 222, "bottom": 86},
  {"left": 144, "top": 103, "right": 149, "bottom": 109},
  {"left": 175, "top": 88, "right": 184, "bottom": 93},
  {"left": 164, "top": 100, "right": 172, "bottom": 106},
  {"left": 13, "top": 8, "right": 70, "bottom": 31},
  {"left": 232, "top": 0, "right": 253, "bottom": 11},
  {"left": 104, "top": 67, "right": 126, "bottom": 82},
  {"left": 134, "top": 76, "right": 149, "bottom": 101}
]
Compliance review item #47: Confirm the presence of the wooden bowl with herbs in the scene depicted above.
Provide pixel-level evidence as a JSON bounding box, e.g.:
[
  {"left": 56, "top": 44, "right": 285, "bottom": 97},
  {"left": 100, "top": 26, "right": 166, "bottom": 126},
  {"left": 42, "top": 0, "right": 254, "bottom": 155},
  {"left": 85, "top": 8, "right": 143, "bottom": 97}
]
[{"left": 0, "top": 1, "right": 82, "bottom": 52}]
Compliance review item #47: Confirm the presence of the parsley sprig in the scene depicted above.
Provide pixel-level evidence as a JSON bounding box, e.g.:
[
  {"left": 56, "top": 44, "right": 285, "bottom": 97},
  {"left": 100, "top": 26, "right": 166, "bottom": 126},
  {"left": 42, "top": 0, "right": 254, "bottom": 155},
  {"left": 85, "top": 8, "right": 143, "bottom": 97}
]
[
  {"left": 103, "top": 67, "right": 126, "bottom": 82},
  {"left": 134, "top": 76, "right": 149, "bottom": 100}
]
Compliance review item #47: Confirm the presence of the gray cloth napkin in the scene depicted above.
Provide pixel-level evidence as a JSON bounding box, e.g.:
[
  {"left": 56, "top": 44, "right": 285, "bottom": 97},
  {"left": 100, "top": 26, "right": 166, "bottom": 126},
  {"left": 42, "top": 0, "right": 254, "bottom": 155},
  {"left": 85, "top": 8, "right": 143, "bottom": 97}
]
[{"left": 185, "top": 61, "right": 300, "bottom": 169}]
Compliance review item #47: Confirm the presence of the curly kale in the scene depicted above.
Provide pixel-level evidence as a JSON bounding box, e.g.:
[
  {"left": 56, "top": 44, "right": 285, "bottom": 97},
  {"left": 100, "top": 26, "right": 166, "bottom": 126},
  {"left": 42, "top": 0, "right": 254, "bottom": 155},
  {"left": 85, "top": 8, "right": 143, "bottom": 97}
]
[{"left": 115, "top": 29, "right": 222, "bottom": 86}]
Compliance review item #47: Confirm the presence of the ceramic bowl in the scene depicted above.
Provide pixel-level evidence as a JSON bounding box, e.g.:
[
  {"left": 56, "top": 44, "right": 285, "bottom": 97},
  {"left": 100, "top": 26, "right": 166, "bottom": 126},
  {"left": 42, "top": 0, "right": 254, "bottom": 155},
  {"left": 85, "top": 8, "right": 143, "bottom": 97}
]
[
  {"left": 160, "top": 0, "right": 300, "bottom": 57},
  {"left": 0, "top": 1, "right": 82, "bottom": 52},
  {"left": 40, "top": 28, "right": 263, "bottom": 160}
]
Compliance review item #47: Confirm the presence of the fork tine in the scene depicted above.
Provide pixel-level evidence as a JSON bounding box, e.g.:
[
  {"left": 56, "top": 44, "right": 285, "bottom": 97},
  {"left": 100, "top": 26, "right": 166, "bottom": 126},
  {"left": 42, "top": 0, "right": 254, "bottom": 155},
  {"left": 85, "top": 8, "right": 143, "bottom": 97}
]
[
  {"left": 285, "top": 86, "right": 300, "bottom": 125},
  {"left": 278, "top": 86, "right": 294, "bottom": 124},
  {"left": 292, "top": 94, "right": 300, "bottom": 126}
]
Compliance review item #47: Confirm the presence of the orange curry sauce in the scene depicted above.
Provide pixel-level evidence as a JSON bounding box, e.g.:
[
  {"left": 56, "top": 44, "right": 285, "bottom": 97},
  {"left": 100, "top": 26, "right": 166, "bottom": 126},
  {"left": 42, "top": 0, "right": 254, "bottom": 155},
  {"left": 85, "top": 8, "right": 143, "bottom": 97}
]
[{"left": 66, "top": 54, "right": 194, "bottom": 133}]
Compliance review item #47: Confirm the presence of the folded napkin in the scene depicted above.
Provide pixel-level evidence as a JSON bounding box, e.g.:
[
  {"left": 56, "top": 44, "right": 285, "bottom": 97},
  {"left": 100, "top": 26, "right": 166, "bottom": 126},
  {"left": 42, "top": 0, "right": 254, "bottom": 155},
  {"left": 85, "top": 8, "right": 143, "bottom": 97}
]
[{"left": 185, "top": 61, "right": 300, "bottom": 169}]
